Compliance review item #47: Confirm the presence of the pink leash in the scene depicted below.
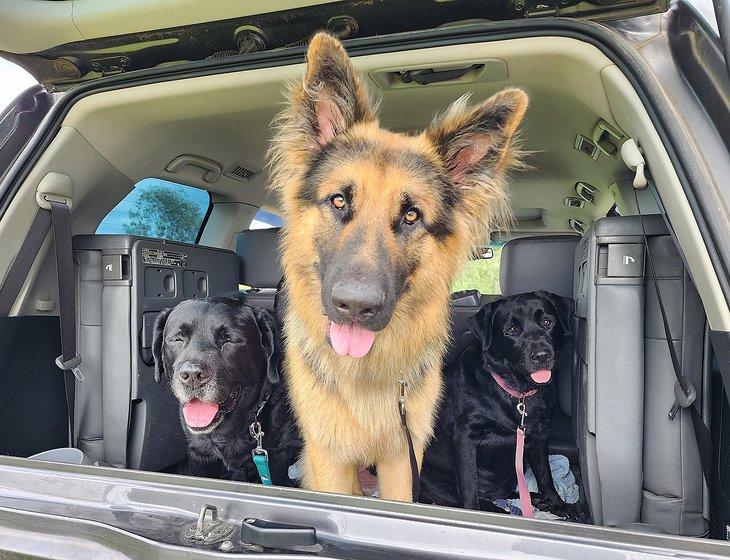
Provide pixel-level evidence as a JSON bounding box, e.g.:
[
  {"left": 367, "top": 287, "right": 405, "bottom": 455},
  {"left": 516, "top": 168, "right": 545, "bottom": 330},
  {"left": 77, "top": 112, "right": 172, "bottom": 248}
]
[{"left": 491, "top": 373, "right": 536, "bottom": 518}]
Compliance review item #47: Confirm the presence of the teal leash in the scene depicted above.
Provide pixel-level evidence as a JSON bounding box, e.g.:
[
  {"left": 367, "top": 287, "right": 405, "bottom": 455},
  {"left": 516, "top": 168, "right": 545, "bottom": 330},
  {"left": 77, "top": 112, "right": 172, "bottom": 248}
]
[{"left": 249, "top": 393, "right": 273, "bottom": 486}]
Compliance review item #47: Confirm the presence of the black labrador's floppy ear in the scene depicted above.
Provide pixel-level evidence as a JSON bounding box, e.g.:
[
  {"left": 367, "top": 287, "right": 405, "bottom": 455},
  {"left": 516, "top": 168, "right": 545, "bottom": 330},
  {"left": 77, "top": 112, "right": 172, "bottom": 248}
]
[
  {"left": 467, "top": 302, "right": 495, "bottom": 350},
  {"left": 151, "top": 307, "right": 173, "bottom": 383},
  {"left": 536, "top": 290, "right": 574, "bottom": 336},
  {"left": 253, "top": 306, "right": 281, "bottom": 385}
]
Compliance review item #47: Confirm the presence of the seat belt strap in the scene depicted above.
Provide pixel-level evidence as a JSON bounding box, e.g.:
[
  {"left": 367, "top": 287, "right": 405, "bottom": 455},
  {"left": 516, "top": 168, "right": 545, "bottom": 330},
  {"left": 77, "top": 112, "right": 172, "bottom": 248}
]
[
  {"left": 0, "top": 208, "right": 52, "bottom": 316},
  {"left": 635, "top": 191, "right": 713, "bottom": 484},
  {"left": 48, "top": 199, "right": 83, "bottom": 449}
]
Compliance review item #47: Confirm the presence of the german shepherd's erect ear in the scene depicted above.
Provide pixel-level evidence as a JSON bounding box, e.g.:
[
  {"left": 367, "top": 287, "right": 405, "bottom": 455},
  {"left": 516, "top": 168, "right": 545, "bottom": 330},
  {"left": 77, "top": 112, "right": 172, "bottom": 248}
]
[
  {"left": 274, "top": 33, "right": 376, "bottom": 162},
  {"left": 423, "top": 89, "right": 528, "bottom": 240},
  {"left": 302, "top": 33, "right": 376, "bottom": 147}
]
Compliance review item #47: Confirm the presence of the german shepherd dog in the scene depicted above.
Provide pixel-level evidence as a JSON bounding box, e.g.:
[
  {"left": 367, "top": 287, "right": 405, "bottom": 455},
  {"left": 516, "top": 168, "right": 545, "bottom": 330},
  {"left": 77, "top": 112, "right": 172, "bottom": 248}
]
[{"left": 269, "top": 32, "right": 528, "bottom": 501}]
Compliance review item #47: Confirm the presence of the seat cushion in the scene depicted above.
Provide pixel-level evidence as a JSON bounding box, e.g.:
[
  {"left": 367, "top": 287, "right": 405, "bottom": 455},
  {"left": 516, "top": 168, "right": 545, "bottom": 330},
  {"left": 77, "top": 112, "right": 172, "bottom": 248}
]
[{"left": 641, "top": 234, "right": 706, "bottom": 536}]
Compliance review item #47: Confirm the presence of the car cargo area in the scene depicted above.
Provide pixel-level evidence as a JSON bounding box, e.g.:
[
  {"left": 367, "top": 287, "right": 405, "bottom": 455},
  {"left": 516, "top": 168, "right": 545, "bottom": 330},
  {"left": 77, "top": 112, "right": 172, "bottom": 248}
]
[{"left": 0, "top": 31, "right": 729, "bottom": 546}]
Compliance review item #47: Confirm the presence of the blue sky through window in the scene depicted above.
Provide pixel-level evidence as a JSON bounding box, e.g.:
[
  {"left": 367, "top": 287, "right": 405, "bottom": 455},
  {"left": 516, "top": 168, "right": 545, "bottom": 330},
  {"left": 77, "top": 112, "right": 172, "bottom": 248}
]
[{"left": 250, "top": 209, "right": 284, "bottom": 229}]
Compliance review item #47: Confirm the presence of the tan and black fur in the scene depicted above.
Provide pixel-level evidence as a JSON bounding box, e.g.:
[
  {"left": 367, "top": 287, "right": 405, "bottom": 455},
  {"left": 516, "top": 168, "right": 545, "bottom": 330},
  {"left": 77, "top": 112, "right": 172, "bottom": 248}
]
[{"left": 269, "top": 32, "right": 527, "bottom": 501}]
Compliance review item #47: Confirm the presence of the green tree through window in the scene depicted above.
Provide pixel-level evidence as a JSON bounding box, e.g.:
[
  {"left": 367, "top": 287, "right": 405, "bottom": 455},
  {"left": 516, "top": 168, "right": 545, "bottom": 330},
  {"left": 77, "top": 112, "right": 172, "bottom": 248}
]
[
  {"left": 123, "top": 184, "right": 202, "bottom": 243},
  {"left": 97, "top": 178, "right": 210, "bottom": 243}
]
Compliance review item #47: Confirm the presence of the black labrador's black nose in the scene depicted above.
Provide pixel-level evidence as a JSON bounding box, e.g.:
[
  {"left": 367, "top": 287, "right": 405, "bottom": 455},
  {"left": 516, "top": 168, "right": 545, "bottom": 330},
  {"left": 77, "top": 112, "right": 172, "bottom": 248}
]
[
  {"left": 331, "top": 281, "right": 384, "bottom": 323},
  {"left": 530, "top": 349, "right": 552, "bottom": 365},
  {"left": 178, "top": 364, "right": 210, "bottom": 388}
]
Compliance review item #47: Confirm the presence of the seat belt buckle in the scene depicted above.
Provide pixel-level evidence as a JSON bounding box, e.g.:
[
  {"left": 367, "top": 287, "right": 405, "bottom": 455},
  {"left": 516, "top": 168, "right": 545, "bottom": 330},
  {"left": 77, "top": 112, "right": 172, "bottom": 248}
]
[
  {"left": 668, "top": 376, "right": 696, "bottom": 420},
  {"left": 55, "top": 354, "right": 85, "bottom": 382}
]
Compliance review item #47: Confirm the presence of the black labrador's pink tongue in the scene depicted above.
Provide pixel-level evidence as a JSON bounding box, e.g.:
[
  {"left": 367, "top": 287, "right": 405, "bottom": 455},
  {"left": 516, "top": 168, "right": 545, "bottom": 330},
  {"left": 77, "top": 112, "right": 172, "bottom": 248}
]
[
  {"left": 183, "top": 399, "right": 219, "bottom": 428},
  {"left": 530, "top": 369, "right": 552, "bottom": 383},
  {"left": 329, "top": 322, "right": 376, "bottom": 358}
]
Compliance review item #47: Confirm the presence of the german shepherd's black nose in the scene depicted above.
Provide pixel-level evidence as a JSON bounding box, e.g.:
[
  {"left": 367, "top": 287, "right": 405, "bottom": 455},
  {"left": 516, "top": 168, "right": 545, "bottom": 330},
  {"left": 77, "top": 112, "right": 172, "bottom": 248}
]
[
  {"left": 178, "top": 363, "right": 211, "bottom": 389},
  {"left": 331, "top": 281, "right": 384, "bottom": 323}
]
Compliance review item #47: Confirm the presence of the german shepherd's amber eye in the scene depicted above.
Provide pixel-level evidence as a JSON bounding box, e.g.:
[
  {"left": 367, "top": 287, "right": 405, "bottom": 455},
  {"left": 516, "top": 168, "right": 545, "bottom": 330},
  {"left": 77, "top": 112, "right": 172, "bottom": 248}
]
[
  {"left": 404, "top": 208, "right": 420, "bottom": 225},
  {"left": 541, "top": 318, "right": 554, "bottom": 328},
  {"left": 330, "top": 194, "right": 346, "bottom": 210}
]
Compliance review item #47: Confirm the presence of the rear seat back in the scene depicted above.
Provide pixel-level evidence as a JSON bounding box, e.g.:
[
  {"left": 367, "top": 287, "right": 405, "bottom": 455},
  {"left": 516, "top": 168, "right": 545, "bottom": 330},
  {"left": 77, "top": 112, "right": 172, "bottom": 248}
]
[
  {"left": 74, "top": 235, "right": 238, "bottom": 470},
  {"left": 237, "top": 228, "right": 283, "bottom": 311},
  {"left": 500, "top": 236, "right": 578, "bottom": 299},
  {"left": 574, "top": 215, "right": 707, "bottom": 535},
  {"left": 236, "top": 228, "right": 583, "bottom": 462}
]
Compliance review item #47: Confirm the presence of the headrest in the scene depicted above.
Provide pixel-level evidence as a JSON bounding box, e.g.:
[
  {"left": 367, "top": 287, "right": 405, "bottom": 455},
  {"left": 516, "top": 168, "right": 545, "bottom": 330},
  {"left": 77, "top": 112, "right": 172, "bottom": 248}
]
[
  {"left": 236, "top": 228, "right": 283, "bottom": 288},
  {"left": 499, "top": 235, "right": 579, "bottom": 298}
]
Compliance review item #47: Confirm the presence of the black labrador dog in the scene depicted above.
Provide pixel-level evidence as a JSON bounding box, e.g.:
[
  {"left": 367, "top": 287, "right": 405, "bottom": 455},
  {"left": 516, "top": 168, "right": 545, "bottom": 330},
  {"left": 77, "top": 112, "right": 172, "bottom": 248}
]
[
  {"left": 420, "top": 291, "right": 578, "bottom": 519},
  {"left": 152, "top": 297, "right": 300, "bottom": 485}
]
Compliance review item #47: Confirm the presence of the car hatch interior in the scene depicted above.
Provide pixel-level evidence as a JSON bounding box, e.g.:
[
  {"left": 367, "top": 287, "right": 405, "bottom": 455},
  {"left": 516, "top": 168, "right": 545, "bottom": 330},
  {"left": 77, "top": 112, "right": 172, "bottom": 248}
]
[{"left": 0, "top": 14, "right": 729, "bottom": 553}]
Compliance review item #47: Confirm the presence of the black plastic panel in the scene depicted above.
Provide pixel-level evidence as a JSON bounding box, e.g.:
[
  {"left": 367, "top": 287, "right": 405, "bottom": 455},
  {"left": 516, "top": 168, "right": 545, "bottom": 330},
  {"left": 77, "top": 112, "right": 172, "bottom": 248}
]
[
  {"left": 710, "top": 330, "right": 730, "bottom": 540},
  {"left": 0, "top": 316, "right": 67, "bottom": 457}
]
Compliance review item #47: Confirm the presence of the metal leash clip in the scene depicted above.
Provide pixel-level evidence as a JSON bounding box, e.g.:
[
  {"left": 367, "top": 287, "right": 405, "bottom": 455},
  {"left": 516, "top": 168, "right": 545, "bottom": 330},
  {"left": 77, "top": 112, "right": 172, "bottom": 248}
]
[
  {"left": 517, "top": 399, "right": 527, "bottom": 430},
  {"left": 250, "top": 420, "right": 272, "bottom": 485},
  {"left": 398, "top": 380, "right": 407, "bottom": 417},
  {"left": 249, "top": 421, "right": 267, "bottom": 459}
]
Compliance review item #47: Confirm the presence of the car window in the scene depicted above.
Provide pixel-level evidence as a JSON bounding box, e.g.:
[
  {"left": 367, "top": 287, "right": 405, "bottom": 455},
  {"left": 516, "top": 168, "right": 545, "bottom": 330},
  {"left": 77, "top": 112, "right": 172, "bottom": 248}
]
[
  {"left": 451, "top": 245, "right": 502, "bottom": 295},
  {"left": 249, "top": 208, "right": 284, "bottom": 229},
  {"left": 96, "top": 178, "right": 211, "bottom": 243}
]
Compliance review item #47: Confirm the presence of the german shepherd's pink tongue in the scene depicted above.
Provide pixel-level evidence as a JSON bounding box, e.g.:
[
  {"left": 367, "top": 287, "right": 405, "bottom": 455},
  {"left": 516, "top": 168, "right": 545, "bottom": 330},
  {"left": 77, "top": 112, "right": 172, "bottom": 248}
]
[
  {"left": 183, "top": 399, "right": 219, "bottom": 428},
  {"left": 329, "top": 322, "right": 376, "bottom": 358},
  {"left": 531, "top": 370, "right": 552, "bottom": 383}
]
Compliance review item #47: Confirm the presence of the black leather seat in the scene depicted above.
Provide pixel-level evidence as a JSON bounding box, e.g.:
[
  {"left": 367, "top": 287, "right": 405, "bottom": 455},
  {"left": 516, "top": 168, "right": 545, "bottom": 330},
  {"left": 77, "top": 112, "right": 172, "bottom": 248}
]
[{"left": 236, "top": 228, "right": 283, "bottom": 310}]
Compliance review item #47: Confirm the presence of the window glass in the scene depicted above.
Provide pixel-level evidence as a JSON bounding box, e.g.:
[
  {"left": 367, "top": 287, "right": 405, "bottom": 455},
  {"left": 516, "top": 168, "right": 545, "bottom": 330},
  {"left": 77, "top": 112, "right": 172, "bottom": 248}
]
[
  {"left": 96, "top": 178, "right": 210, "bottom": 243},
  {"left": 452, "top": 245, "right": 502, "bottom": 295},
  {"left": 249, "top": 209, "right": 284, "bottom": 229}
]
